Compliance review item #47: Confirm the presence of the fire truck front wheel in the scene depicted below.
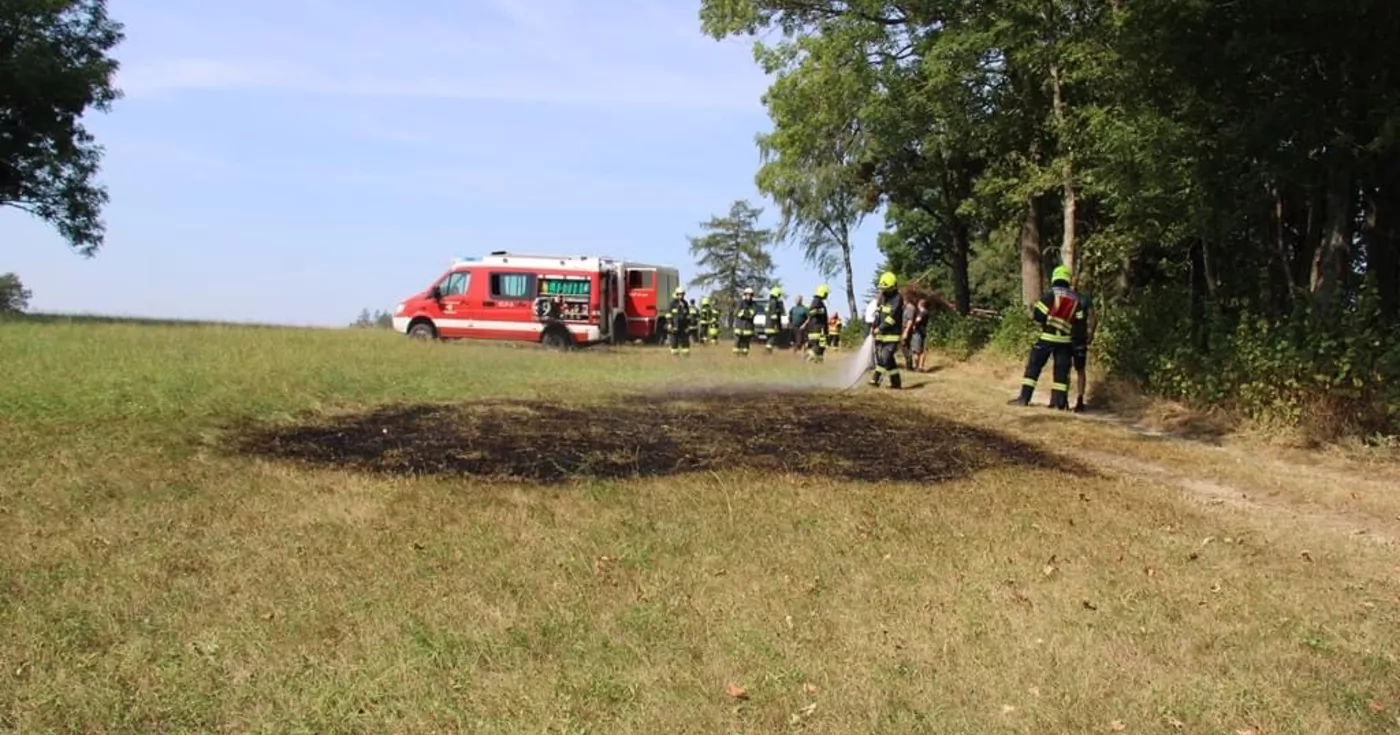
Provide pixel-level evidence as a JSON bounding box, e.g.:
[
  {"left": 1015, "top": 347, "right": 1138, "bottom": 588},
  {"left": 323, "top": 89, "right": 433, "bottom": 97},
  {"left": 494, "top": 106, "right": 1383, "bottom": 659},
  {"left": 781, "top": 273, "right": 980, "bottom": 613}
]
[
  {"left": 540, "top": 324, "right": 574, "bottom": 351},
  {"left": 407, "top": 319, "right": 437, "bottom": 340},
  {"left": 610, "top": 314, "right": 628, "bottom": 345}
]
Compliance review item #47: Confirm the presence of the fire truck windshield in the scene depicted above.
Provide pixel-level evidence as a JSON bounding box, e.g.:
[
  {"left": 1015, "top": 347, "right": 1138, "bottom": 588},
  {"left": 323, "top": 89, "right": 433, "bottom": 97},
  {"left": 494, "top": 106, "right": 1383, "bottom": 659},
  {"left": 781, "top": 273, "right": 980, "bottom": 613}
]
[{"left": 539, "top": 277, "right": 590, "bottom": 296}]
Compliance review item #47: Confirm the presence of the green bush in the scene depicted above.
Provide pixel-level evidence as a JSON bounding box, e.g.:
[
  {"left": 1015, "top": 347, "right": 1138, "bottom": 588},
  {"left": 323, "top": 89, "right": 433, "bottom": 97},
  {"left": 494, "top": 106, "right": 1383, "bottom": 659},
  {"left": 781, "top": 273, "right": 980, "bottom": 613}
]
[
  {"left": 1094, "top": 285, "right": 1400, "bottom": 437},
  {"left": 925, "top": 313, "right": 996, "bottom": 360},
  {"left": 986, "top": 307, "right": 1040, "bottom": 358}
]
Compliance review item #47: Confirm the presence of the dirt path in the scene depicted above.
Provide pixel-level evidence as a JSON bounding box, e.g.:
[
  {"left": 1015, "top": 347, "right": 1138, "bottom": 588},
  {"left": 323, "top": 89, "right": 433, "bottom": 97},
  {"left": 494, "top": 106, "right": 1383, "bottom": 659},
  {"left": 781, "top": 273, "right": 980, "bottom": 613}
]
[{"left": 908, "top": 356, "right": 1400, "bottom": 548}]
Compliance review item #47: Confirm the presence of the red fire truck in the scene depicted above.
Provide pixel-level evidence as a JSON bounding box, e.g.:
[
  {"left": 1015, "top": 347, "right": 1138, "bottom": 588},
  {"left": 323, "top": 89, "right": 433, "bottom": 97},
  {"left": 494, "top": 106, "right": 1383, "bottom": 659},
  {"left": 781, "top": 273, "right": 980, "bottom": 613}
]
[{"left": 391, "top": 252, "right": 681, "bottom": 348}]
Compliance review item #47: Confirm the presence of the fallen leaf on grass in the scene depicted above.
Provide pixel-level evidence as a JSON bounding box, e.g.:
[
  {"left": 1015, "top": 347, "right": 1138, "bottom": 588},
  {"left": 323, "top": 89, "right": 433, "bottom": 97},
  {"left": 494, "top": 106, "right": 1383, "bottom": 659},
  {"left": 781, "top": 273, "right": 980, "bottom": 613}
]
[
  {"left": 1108, "top": 720, "right": 1126, "bottom": 732},
  {"left": 1001, "top": 704, "right": 1016, "bottom": 714},
  {"left": 788, "top": 703, "right": 817, "bottom": 724},
  {"left": 1082, "top": 600, "right": 1098, "bottom": 611},
  {"left": 1164, "top": 716, "right": 1184, "bottom": 729},
  {"left": 725, "top": 683, "right": 747, "bottom": 700},
  {"left": 803, "top": 683, "right": 818, "bottom": 694},
  {"left": 1369, "top": 700, "right": 1386, "bottom": 712}
]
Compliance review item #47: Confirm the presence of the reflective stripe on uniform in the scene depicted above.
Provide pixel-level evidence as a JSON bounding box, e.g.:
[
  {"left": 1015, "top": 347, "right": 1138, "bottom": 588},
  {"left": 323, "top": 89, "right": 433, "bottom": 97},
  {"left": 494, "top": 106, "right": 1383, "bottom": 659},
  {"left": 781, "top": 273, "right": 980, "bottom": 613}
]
[
  {"left": 1039, "top": 332, "right": 1072, "bottom": 344},
  {"left": 1052, "top": 382, "right": 1068, "bottom": 391},
  {"left": 1022, "top": 378, "right": 1036, "bottom": 387}
]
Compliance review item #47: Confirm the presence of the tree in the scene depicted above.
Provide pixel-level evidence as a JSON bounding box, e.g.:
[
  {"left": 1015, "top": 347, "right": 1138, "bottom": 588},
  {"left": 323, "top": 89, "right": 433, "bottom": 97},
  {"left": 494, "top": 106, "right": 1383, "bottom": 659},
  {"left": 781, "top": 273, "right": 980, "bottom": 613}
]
[
  {"left": 702, "top": 0, "right": 1400, "bottom": 435},
  {"left": 686, "top": 199, "right": 777, "bottom": 320},
  {"left": 753, "top": 29, "right": 870, "bottom": 319},
  {"left": 351, "top": 308, "right": 394, "bottom": 328},
  {"left": 0, "top": 272, "right": 32, "bottom": 313},
  {"left": 1, "top": 0, "right": 125, "bottom": 256}
]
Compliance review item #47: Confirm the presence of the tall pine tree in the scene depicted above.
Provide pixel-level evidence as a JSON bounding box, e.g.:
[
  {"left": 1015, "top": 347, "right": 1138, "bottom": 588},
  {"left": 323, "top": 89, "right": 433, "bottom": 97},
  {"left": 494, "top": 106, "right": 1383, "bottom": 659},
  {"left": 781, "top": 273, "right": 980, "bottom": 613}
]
[{"left": 687, "top": 200, "right": 778, "bottom": 322}]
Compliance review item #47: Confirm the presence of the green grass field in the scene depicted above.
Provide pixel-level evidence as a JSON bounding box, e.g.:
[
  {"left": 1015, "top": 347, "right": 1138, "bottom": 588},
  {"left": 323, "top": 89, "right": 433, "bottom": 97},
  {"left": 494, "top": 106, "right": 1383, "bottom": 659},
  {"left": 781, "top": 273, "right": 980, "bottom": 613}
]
[{"left": 2, "top": 319, "right": 1399, "bottom": 734}]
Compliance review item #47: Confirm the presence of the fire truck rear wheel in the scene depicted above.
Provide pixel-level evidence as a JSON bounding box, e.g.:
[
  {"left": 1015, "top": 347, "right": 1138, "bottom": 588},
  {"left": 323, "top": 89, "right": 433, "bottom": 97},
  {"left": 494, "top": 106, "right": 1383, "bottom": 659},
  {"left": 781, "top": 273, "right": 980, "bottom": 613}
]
[
  {"left": 540, "top": 325, "right": 573, "bottom": 351},
  {"left": 407, "top": 320, "right": 436, "bottom": 340}
]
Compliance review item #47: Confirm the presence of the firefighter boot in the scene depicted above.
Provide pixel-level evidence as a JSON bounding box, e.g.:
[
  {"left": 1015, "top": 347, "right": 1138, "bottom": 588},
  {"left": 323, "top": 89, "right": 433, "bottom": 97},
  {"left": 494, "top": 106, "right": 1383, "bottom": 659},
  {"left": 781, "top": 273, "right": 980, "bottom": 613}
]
[
  {"left": 889, "top": 371, "right": 902, "bottom": 390},
  {"left": 1073, "top": 398, "right": 1086, "bottom": 413},
  {"left": 1007, "top": 382, "right": 1034, "bottom": 406}
]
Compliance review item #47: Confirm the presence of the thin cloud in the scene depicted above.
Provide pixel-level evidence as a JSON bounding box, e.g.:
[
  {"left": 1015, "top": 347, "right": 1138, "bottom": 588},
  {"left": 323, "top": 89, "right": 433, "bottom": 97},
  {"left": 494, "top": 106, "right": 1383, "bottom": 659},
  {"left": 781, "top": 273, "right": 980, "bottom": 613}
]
[{"left": 113, "top": 0, "right": 770, "bottom": 109}]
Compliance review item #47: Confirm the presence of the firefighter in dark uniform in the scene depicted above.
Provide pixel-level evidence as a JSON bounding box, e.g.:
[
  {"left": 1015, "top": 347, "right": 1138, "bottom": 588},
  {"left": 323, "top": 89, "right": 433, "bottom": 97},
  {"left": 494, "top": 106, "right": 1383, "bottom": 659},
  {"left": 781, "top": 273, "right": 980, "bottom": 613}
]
[
  {"left": 763, "top": 286, "right": 785, "bottom": 353},
  {"left": 869, "top": 271, "right": 905, "bottom": 389},
  {"left": 698, "top": 296, "right": 718, "bottom": 345},
  {"left": 668, "top": 287, "right": 692, "bottom": 356},
  {"left": 1009, "top": 265, "right": 1085, "bottom": 409},
  {"left": 804, "top": 284, "right": 830, "bottom": 362},
  {"left": 687, "top": 298, "right": 699, "bottom": 344},
  {"left": 732, "top": 287, "right": 757, "bottom": 356}
]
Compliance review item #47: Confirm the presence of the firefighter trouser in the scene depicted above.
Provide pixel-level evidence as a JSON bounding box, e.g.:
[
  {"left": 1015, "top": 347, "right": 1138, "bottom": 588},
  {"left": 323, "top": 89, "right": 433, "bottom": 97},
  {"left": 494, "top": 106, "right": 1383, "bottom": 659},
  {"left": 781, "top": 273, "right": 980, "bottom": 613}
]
[
  {"left": 707, "top": 323, "right": 719, "bottom": 342},
  {"left": 733, "top": 329, "right": 753, "bottom": 355},
  {"left": 1017, "top": 338, "right": 1073, "bottom": 408},
  {"left": 807, "top": 331, "right": 827, "bottom": 361},
  {"left": 870, "top": 337, "right": 902, "bottom": 388},
  {"left": 765, "top": 325, "right": 779, "bottom": 351},
  {"left": 669, "top": 322, "right": 691, "bottom": 354}
]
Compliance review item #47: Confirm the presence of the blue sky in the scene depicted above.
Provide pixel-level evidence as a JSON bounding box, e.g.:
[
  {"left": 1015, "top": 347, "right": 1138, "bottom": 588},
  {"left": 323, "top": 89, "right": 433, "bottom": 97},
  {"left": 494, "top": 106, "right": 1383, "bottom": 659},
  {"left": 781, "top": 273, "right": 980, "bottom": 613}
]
[{"left": 0, "top": 0, "right": 886, "bottom": 327}]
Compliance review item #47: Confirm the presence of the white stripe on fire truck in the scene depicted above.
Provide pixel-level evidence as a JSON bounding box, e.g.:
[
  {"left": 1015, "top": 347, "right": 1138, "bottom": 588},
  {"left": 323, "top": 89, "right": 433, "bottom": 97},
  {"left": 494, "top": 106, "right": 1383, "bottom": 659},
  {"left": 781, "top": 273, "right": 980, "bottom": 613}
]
[{"left": 433, "top": 319, "right": 601, "bottom": 338}]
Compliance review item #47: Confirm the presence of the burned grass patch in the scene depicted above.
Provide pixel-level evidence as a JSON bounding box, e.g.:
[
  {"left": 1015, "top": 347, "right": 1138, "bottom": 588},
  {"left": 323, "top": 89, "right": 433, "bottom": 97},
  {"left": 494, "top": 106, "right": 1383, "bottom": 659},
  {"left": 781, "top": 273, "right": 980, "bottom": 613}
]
[{"left": 231, "top": 390, "right": 1086, "bottom": 483}]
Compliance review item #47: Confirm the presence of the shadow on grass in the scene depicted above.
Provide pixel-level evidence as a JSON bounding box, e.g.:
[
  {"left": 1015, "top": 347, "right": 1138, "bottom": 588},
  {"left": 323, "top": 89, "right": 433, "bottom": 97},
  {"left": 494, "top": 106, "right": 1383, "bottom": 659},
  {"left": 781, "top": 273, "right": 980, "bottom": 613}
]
[{"left": 229, "top": 390, "right": 1091, "bottom": 483}]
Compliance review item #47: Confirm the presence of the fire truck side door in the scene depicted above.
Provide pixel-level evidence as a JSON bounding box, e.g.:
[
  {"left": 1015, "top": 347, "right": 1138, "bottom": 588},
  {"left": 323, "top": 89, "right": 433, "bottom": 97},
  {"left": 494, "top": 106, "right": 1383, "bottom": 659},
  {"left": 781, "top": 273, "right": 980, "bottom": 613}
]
[
  {"left": 436, "top": 271, "right": 473, "bottom": 338},
  {"left": 482, "top": 271, "right": 536, "bottom": 340}
]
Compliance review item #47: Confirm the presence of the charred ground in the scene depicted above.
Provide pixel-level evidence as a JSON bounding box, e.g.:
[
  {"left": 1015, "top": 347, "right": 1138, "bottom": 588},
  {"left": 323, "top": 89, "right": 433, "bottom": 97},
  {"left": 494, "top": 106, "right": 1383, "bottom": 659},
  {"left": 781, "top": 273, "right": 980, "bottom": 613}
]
[{"left": 230, "top": 389, "right": 1086, "bottom": 483}]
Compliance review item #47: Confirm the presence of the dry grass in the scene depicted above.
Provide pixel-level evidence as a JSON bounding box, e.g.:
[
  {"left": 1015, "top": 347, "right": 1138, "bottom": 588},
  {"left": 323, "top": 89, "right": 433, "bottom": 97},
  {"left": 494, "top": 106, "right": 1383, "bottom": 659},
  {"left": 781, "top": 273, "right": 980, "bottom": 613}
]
[{"left": 2, "top": 320, "right": 1399, "bottom": 734}]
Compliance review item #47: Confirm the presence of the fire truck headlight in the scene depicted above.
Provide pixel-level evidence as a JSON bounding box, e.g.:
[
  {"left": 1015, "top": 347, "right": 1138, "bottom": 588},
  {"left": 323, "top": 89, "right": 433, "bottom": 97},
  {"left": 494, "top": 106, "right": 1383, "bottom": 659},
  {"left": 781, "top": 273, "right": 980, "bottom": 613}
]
[{"left": 395, "top": 302, "right": 405, "bottom": 314}]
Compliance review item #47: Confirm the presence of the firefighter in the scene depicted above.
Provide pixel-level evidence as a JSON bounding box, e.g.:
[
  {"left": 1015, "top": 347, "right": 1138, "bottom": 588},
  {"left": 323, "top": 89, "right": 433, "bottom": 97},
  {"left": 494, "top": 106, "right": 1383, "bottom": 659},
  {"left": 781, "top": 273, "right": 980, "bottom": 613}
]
[
  {"left": 804, "top": 284, "right": 831, "bottom": 362},
  {"left": 702, "top": 297, "right": 720, "bottom": 344},
  {"left": 828, "top": 312, "right": 842, "bottom": 349},
  {"left": 668, "top": 287, "right": 692, "bottom": 356},
  {"left": 762, "top": 286, "right": 785, "bottom": 353},
  {"left": 732, "top": 287, "right": 757, "bottom": 356},
  {"left": 1009, "top": 265, "right": 1085, "bottom": 409},
  {"left": 869, "top": 271, "right": 905, "bottom": 389},
  {"left": 687, "top": 298, "right": 700, "bottom": 343}
]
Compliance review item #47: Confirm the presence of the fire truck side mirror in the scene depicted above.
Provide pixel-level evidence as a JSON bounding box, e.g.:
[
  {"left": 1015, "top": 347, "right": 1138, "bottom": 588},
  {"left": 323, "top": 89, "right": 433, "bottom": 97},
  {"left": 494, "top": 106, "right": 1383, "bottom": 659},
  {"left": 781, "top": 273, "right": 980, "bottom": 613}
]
[{"left": 429, "top": 285, "right": 441, "bottom": 300}]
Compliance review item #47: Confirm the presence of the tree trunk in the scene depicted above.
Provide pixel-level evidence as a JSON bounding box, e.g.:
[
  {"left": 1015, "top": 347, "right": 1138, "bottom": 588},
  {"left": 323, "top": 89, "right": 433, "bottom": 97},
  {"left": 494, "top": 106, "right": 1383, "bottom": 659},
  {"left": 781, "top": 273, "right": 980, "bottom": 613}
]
[
  {"left": 951, "top": 220, "right": 972, "bottom": 316},
  {"left": 1020, "top": 195, "right": 1044, "bottom": 312},
  {"left": 841, "top": 230, "right": 858, "bottom": 322},
  {"left": 1295, "top": 188, "right": 1322, "bottom": 296},
  {"left": 1365, "top": 179, "right": 1399, "bottom": 321},
  {"left": 1310, "top": 157, "right": 1353, "bottom": 318},
  {"left": 1201, "top": 236, "right": 1221, "bottom": 318},
  {"left": 1048, "top": 56, "right": 1077, "bottom": 274},
  {"left": 1189, "top": 239, "right": 1208, "bottom": 352},
  {"left": 1268, "top": 184, "right": 1295, "bottom": 317}
]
